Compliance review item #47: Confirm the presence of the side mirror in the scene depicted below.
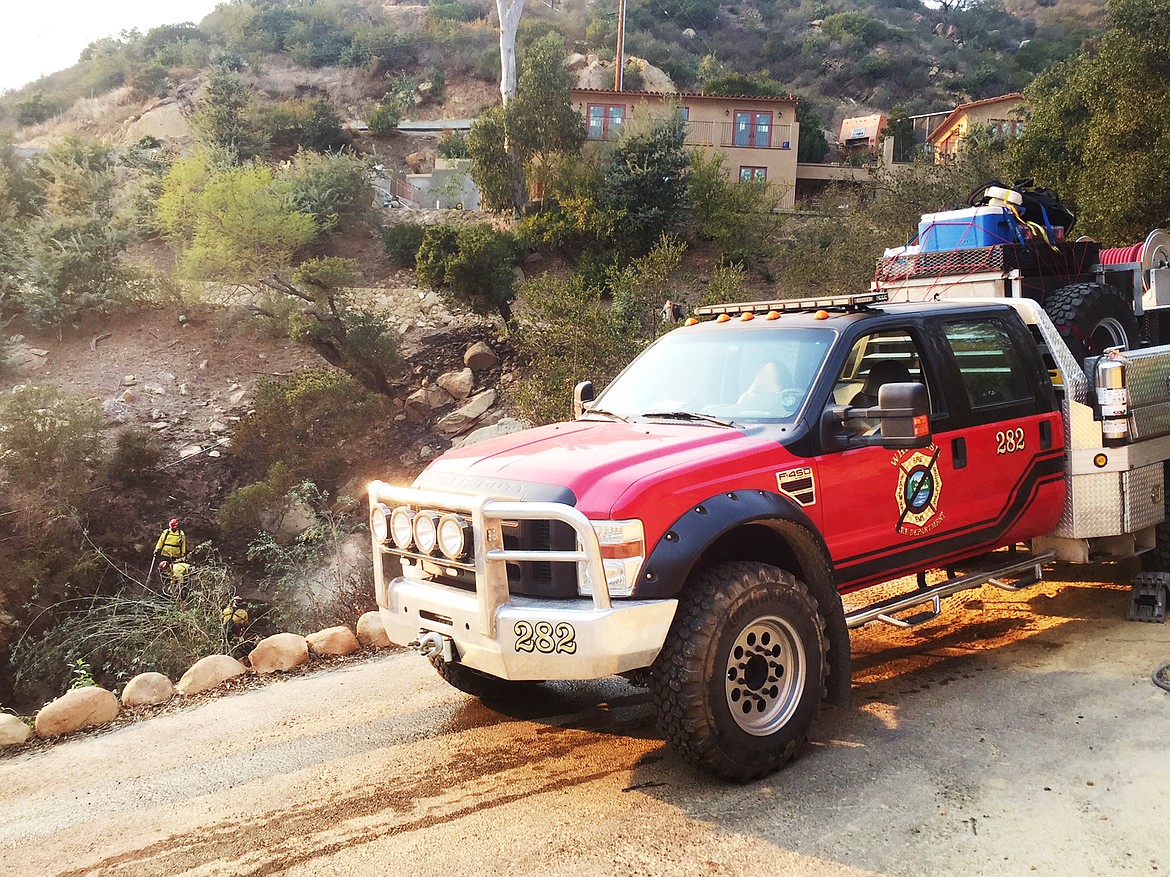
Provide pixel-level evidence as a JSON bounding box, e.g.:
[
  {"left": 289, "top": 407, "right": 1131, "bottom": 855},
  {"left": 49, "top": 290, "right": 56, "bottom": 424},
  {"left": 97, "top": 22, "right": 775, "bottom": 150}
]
[
  {"left": 823, "top": 382, "right": 931, "bottom": 449},
  {"left": 875, "top": 382, "right": 931, "bottom": 448},
  {"left": 573, "top": 380, "right": 595, "bottom": 419}
]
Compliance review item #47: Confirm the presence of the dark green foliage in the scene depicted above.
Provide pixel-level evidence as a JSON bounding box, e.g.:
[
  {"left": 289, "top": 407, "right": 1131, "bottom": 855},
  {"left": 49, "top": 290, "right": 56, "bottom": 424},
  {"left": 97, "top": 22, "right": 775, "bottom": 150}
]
[
  {"left": 467, "top": 33, "right": 586, "bottom": 213},
  {"left": 383, "top": 222, "right": 427, "bottom": 266},
  {"left": 885, "top": 105, "right": 917, "bottom": 162},
  {"left": 1013, "top": 0, "right": 1170, "bottom": 243},
  {"left": 416, "top": 224, "right": 523, "bottom": 324},
  {"left": 279, "top": 150, "right": 370, "bottom": 232},
  {"left": 466, "top": 108, "right": 520, "bottom": 212},
  {"left": 15, "top": 93, "right": 61, "bottom": 127},
  {"left": 192, "top": 65, "right": 267, "bottom": 163},
  {"left": 796, "top": 103, "right": 830, "bottom": 164},
  {"left": 218, "top": 462, "right": 299, "bottom": 534},
  {"left": 437, "top": 130, "right": 469, "bottom": 159},
  {"left": 598, "top": 114, "right": 691, "bottom": 253},
  {"left": 0, "top": 385, "right": 104, "bottom": 500},
  {"left": 104, "top": 428, "right": 163, "bottom": 487},
  {"left": 687, "top": 152, "right": 781, "bottom": 267},
  {"left": 260, "top": 99, "right": 350, "bottom": 154}
]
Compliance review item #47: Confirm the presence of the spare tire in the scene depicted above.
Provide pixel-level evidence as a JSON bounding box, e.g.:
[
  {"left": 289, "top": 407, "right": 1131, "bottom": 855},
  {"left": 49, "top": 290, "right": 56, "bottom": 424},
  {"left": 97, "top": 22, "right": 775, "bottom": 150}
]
[{"left": 1043, "top": 282, "right": 1138, "bottom": 366}]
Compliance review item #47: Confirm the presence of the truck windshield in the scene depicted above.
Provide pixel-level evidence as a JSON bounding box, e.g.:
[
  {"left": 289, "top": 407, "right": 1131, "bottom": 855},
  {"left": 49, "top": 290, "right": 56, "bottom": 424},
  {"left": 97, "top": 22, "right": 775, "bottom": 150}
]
[{"left": 591, "top": 326, "right": 835, "bottom": 425}]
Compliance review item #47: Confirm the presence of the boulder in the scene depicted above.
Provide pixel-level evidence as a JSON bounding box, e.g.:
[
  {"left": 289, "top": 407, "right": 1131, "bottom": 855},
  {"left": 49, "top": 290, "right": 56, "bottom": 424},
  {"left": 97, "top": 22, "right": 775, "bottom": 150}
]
[
  {"left": 249, "top": 633, "right": 310, "bottom": 674},
  {"left": 306, "top": 626, "right": 360, "bottom": 657},
  {"left": 176, "top": 655, "right": 248, "bottom": 695},
  {"left": 463, "top": 341, "right": 499, "bottom": 372},
  {"left": 35, "top": 687, "right": 120, "bottom": 738},
  {"left": 0, "top": 714, "right": 31, "bottom": 747},
  {"left": 452, "top": 416, "right": 532, "bottom": 449},
  {"left": 357, "top": 611, "right": 391, "bottom": 649},
  {"left": 436, "top": 389, "right": 497, "bottom": 436},
  {"left": 436, "top": 367, "right": 474, "bottom": 400},
  {"left": 405, "top": 385, "right": 453, "bottom": 421},
  {"left": 121, "top": 672, "right": 175, "bottom": 707}
]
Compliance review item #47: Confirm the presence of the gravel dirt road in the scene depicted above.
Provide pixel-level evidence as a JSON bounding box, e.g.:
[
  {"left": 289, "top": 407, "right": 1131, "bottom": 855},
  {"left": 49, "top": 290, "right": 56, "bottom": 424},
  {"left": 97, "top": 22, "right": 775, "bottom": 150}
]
[{"left": 3, "top": 563, "right": 1168, "bottom": 877}]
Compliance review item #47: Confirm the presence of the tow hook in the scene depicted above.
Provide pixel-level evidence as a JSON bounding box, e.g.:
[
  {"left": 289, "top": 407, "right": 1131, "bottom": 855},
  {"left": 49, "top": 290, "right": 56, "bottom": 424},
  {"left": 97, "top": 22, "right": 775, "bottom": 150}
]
[{"left": 415, "top": 630, "right": 454, "bottom": 663}]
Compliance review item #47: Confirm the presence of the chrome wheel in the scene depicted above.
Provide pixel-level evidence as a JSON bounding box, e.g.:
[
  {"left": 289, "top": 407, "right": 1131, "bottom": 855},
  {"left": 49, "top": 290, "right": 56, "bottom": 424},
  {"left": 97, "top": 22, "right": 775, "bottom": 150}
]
[{"left": 724, "top": 614, "right": 806, "bottom": 736}]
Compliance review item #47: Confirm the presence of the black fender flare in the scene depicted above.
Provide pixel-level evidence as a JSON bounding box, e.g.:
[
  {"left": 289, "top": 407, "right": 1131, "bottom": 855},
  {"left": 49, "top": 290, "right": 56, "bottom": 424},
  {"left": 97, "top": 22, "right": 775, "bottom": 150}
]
[{"left": 638, "top": 489, "right": 851, "bottom": 707}]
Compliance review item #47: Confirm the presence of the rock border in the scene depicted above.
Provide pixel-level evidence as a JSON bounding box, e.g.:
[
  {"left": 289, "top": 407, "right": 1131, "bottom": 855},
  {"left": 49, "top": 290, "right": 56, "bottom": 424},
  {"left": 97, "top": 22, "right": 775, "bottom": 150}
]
[{"left": 2, "top": 613, "right": 393, "bottom": 751}]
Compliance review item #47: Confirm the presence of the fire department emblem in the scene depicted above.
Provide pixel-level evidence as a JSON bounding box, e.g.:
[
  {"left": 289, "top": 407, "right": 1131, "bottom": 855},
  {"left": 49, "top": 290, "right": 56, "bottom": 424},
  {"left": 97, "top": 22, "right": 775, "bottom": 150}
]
[{"left": 893, "top": 445, "right": 943, "bottom": 535}]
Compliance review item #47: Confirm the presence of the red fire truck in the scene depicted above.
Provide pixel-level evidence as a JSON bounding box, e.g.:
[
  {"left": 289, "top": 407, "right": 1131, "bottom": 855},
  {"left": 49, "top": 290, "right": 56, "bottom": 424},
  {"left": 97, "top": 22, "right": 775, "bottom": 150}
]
[{"left": 369, "top": 292, "right": 1170, "bottom": 781}]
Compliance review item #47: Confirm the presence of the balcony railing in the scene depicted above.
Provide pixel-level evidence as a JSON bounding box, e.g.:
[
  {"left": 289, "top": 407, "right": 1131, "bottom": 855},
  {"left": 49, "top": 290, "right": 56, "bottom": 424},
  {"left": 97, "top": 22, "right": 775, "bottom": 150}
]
[{"left": 682, "top": 120, "right": 793, "bottom": 151}]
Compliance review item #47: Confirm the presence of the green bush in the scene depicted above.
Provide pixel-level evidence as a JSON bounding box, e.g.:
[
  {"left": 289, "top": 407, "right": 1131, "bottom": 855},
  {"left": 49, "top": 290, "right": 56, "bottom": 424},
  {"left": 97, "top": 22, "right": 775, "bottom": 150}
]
[
  {"left": 259, "top": 98, "right": 349, "bottom": 154},
  {"left": 417, "top": 223, "right": 522, "bottom": 324},
  {"left": 218, "top": 462, "right": 299, "bottom": 534},
  {"left": 366, "top": 102, "right": 401, "bottom": 136},
  {"left": 10, "top": 554, "right": 237, "bottom": 700},
  {"left": 279, "top": 150, "right": 369, "bottom": 232},
  {"left": 230, "top": 369, "right": 381, "bottom": 482},
  {"left": 383, "top": 222, "right": 427, "bottom": 266},
  {"left": 104, "top": 428, "right": 163, "bottom": 487}
]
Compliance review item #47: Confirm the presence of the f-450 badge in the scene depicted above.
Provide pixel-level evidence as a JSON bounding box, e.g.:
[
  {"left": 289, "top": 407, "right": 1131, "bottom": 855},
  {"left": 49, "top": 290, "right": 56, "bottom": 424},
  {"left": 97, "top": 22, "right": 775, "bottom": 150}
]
[{"left": 892, "top": 445, "right": 943, "bottom": 535}]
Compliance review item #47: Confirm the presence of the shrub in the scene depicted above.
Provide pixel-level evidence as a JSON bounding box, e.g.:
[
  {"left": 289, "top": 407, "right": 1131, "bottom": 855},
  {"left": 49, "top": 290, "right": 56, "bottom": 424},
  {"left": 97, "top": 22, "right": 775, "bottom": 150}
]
[
  {"left": 416, "top": 224, "right": 523, "bottom": 324},
  {"left": 366, "top": 102, "right": 401, "bottom": 136},
  {"left": 0, "top": 384, "right": 104, "bottom": 499},
  {"left": 217, "top": 462, "right": 299, "bottom": 535},
  {"left": 230, "top": 369, "right": 381, "bottom": 483},
  {"left": 104, "top": 428, "right": 163, "bottom": 487},
  {"left": 382, "top": 222, "right": 427, "bottom": 266},
  {"left": 10, "top": 553, "right": 237, "bottom": 700},
  {"left": 279, "top": 150, "right": 370, "bottom": 232}
]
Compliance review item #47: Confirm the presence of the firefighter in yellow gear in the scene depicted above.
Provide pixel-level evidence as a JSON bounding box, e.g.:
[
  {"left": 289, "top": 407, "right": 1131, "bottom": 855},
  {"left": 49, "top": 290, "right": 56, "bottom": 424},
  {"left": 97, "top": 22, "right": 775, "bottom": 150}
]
[
  {"left": 222, "top": 596, "right": 250, "bottom": 641},
  {"left": 153, "top": 518, "right": 187, "bottom": 563},
  {"left": 158, "top": 560, "right": 191, "bottom": 596}
]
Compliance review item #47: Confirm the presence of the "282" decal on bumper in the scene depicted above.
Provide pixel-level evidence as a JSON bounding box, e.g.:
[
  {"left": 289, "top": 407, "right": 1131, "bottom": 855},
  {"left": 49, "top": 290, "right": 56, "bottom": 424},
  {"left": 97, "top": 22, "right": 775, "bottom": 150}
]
[{"left": 514, "top": 620, "right": 577, "bottom": 654}]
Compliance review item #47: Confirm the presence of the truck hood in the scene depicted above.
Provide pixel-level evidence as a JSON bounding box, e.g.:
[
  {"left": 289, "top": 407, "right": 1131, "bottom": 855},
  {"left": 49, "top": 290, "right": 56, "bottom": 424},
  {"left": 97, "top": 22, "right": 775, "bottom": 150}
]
[{"left": 415, "top": 420, "right": 791, "bottom": 517}]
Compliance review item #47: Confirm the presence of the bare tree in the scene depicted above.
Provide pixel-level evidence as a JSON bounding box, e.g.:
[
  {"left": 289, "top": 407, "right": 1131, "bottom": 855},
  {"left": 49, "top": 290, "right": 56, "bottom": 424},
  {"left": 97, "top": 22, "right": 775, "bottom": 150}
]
[{"left": 497, "top": 0, "right": 526, "bottom": 103}]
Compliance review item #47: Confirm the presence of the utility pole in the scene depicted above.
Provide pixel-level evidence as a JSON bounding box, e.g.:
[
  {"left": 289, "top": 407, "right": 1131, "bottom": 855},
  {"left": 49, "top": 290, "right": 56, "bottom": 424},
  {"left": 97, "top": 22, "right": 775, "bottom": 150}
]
[{"left": 614, "top": 0, "right": 626, "bottom": 91}]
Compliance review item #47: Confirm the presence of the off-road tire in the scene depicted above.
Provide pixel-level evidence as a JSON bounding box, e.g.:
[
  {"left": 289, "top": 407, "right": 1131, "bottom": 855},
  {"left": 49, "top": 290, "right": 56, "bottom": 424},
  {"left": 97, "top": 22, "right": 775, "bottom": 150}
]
[
  {"left": 650, "top": 561, "right": 827, "bottom": 783},
  {"left": 429, "top": 655, "right": 538, "bottom": 703},
  {"left": 1044, "top": 283, "right": 1138, "bottom": 365}
]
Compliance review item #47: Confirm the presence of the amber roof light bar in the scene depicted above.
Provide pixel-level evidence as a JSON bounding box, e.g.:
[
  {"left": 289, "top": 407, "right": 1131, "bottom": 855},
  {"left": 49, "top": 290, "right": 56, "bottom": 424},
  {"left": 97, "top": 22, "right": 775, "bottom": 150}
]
[{"left": 694, "top": 291, "right": 889, "bottom": 317}]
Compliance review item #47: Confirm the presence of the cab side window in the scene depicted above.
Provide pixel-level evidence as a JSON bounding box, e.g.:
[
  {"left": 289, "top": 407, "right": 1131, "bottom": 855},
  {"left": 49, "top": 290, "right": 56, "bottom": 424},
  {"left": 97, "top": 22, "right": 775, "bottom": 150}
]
[
  {"left": 943, "top": 319, "right": 1034, "bottom": 420},
  {"left": 832, "top": 329, "right": 935, "bottom": 434}
]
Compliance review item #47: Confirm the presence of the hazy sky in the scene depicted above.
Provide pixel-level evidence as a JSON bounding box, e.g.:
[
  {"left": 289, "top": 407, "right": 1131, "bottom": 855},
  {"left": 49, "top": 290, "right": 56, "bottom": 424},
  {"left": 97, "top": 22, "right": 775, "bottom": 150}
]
[{"left": 0, "top": 0, "right": 225, "bottom": 92}]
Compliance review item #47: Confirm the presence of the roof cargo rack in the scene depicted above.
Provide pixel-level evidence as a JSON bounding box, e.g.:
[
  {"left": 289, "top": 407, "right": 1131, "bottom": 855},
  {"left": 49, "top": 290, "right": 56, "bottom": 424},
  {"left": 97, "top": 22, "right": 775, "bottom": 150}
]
[{"left": 694, "top": 292, "right": 889, "bottom": 317}]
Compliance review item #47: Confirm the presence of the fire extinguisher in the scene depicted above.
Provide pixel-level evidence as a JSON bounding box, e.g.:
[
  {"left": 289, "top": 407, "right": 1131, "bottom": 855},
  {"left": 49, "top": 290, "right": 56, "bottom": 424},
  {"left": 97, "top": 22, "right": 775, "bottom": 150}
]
[{"left": 1096, "top": 350, "right": 1129, "bottom": 447}]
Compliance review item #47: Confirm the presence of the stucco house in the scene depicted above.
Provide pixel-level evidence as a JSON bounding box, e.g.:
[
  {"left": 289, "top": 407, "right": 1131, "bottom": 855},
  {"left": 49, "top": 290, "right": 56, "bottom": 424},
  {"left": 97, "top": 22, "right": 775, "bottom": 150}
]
[
  {"left": 570, "top": 88, "right": 800, "bottom": 209},
  {"left": 928, "top": 93, "right": 1027, "bottom": 161}
]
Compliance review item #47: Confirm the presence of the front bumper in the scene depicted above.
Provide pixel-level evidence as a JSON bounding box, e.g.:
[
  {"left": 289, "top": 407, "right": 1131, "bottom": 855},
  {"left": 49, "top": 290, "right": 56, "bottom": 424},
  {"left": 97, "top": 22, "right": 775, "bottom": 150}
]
[
  {"left": 369, "top": 480, "right": 677, "bottom": 680},
  {"left": 377, "top": 576, "right": 676, "bottom": 679}
]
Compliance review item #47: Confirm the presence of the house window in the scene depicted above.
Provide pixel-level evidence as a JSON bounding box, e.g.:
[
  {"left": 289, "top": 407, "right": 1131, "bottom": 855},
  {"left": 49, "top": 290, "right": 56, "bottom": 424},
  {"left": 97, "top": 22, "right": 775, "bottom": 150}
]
[
  {"left": 588, "top": 104, "right": 625, "bottom": 140},
  {"left": 734, "top": 111, "right": 772, "bottom": 148},
  {"left": 740, "top": 166, "right": 767, "bottom": 183},
  {"left": 677, "top": 106, "right": 690, "bottom": 121}
]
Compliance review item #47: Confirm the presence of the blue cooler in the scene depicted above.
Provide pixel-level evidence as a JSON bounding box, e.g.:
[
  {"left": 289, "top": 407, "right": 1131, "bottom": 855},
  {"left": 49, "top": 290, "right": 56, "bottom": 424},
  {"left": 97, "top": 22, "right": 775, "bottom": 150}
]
[{"left": 917, "top": 206, "right": 1023, "bottom": 252}]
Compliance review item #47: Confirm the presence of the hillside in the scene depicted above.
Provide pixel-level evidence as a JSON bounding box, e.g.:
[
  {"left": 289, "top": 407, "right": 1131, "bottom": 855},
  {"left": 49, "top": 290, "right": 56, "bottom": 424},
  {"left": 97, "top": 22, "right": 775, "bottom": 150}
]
[{"left": 0, "top": 0, "right": 1105, "bottom": 138}]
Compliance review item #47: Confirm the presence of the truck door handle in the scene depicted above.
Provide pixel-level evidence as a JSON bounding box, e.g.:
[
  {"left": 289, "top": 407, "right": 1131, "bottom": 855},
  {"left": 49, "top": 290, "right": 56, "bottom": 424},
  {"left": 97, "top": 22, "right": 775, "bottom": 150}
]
[
  {"left": 1040, "top": 420, "right": 1053, "bottom": 449},
  {"left": 952, "top": 437, "right": 967, "bottom": 469}
]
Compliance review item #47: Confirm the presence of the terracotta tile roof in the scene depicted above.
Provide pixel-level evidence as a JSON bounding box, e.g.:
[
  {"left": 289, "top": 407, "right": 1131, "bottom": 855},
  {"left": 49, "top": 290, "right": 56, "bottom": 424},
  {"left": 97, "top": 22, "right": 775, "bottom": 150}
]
[{"left": 570, "top": 87, "right": 797, "bottom": 104}]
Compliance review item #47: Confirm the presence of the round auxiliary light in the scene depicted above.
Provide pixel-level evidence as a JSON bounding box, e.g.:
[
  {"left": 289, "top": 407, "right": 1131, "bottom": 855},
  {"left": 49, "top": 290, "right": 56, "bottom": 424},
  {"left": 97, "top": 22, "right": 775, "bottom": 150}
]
[
  {"left": 437, "top": 514, "right": 470, "bottom": 560},
  {"left": 370, "top": 503, "right": 391, "bottom": 543},
  {"left": 413, "top": 511, "right": 440, "bottom": 555},
  {"left": 390, "top": 506, "right": 415, "bottom": 550}
]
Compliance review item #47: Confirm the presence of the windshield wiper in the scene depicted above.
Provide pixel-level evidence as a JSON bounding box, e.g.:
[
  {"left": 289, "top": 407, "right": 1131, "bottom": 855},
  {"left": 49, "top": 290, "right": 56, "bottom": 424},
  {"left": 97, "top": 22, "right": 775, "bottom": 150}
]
[
  {"left": 639, "top": 410, "right": 737, "bottom": 428},
  {"left": 580, "top": 407, "right": 630, "bottom": 422}
]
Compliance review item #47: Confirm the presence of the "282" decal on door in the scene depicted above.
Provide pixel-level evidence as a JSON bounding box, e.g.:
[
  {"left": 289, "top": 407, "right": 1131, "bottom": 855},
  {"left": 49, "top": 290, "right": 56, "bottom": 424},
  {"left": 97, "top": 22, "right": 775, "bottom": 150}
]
[{"left": 995, "top": 428, "right": 1025, "bottom": 455}]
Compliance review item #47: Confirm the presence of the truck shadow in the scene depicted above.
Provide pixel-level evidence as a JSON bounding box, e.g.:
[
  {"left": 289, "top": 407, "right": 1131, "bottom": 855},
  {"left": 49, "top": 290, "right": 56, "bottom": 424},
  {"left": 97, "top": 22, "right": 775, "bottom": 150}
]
[{"left": 614, "top": 576, "right": 1165, "bottom": 874}]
